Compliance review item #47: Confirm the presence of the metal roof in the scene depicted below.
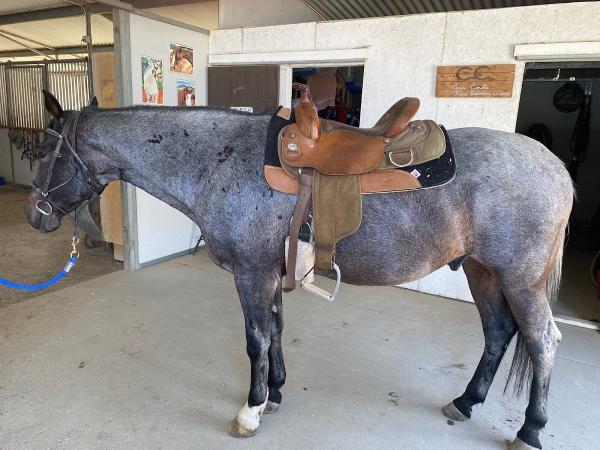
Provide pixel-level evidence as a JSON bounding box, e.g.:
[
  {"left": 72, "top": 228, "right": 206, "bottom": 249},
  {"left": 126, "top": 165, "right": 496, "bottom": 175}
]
[
  {"left": 0, "top": 14, "right": 113, "bottom": 61},
  {"left": 0, "top": 1, "right": 95, "bottom": 16},
  {"left": 302, "top": 0, "right": 589, "bottom": 20},
  {"left": 0, "top": 1, "right": 218, "bottom": 60}
]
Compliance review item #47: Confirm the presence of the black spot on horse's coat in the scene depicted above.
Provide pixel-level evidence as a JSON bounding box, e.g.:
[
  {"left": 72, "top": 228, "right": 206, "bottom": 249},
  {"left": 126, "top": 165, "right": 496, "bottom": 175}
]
[
  {"left": 217, "top": 158, "right": 227, "bottom": 163},
  {"left": 147, "top": 134, "right": 162, "bottom": 144},
  {"left": 277, "top": 215, "right": 282, "bottom": 220},
  {"left": 223, "top": 146, "right": 234, "bottom": 158},
  {"left": 183, "top": 129, "right": 190, "bottom": 137},
  {"left": 221, "top": 187, "right": 226, "bottom": 192}
]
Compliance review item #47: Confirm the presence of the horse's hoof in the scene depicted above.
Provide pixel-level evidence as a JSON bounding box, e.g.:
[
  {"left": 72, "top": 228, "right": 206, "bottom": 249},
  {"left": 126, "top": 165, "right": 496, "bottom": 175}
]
[
  {"left": 507, "top": 437, "right": 539, "bottom": 450},
  {"left": 441, "top": 402, "right": 469, "bottom": 422},
  {"left": 228, "top": 417, "right": 258, "bottom": 438},
  {"left": 263, "top": 400, "right": 280, "bottom": 414}
]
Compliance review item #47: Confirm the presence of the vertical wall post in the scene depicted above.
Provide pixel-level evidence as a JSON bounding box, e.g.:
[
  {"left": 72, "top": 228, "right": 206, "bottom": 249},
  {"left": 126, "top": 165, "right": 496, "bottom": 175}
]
[
  {"left": 84, "top": 7, "right": 95, "bottom": 101},
  {"left": 113, "top": 8, "right": 139, "bottom": 271}
]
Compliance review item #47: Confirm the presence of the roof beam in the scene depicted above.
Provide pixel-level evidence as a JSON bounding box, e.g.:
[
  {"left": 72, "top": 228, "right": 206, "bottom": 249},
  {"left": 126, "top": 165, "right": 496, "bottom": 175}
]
[
  {"left": 0, "top": 44, "right": 113, "bottom": 59},
  {"left": 0, "top": 5, "right": 111, "bottom": 25}
]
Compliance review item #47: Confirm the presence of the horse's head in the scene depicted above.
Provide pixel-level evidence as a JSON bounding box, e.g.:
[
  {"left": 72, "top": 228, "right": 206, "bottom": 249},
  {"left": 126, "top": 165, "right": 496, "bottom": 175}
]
[{"left": 24, "top": 91, "right": 101, "bottom": 232}]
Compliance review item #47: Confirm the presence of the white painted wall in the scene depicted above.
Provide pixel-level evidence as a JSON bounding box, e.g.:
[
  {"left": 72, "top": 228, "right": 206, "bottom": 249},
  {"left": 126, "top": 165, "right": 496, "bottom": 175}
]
[
  {"left": 218, "top": 0, "right": 321, "bottom": 29},
  {"left": 209, "top": 1, "right": 600, "bottom": 301},
  {"left": 0, "top": 128, "right": 38, "bottom": 186},
  {"left": 128, "top": 13, "right": 208, "bottom": 265}
]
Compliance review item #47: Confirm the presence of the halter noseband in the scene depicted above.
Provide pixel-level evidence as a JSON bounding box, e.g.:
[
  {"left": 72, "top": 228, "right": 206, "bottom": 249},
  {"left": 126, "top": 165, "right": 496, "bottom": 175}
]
[{"left": 34, "top": 111, "right": 99, "bottom": 216}]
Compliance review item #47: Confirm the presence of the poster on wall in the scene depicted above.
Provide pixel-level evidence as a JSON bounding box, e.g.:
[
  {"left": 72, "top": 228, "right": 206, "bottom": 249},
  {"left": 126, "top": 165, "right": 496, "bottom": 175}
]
[
  {"left": 169, "top": 42, "right": 194, "bottom": 75},
  {"left": 141, "top": 56, "right": 163, "bottom": 104},
  {"left": 176, "top": 80, "right": 196, "bottom": 107}
]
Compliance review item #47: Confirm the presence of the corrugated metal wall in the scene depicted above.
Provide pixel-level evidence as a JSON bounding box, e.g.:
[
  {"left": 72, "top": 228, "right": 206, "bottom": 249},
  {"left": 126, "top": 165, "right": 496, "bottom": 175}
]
[
  {"left": 0, "top": 65, "right": 8, "bottom": 126},
  {"left": 0, "top": 59, "right": 88, "bottom": 129},
  {"left": 303, "top": 0, "right": 585, "bottom": 20},
  {"left": 5, "top": 64, "right": 45, "bottom": 129},
  {"left": 47, "top": 61, "right": 89, "bottom": 112}
]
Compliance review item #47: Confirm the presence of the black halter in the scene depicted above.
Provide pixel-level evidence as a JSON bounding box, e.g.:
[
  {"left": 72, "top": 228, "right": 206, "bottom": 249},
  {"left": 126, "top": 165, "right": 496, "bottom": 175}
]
[{"left": 33, "top": 111, "right": 100, "bottom": 217}]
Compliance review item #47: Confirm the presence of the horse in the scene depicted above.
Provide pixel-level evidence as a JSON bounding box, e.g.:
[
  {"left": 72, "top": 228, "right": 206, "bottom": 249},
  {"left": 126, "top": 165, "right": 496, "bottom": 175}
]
[{"left": 24, "top": 90, "right": 573, "bottom": 450}]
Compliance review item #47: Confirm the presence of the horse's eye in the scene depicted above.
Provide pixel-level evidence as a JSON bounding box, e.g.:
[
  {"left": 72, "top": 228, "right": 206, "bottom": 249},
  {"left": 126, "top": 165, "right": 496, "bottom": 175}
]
[{"left": 37, "top": 150, "right": 46, "bottom": 159}]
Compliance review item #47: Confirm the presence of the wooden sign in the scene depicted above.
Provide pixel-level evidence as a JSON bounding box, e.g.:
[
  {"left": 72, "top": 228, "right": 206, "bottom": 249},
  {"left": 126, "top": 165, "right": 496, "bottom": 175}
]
[{"left": 435, "top": 64, "right": 516, "bottom": 98}]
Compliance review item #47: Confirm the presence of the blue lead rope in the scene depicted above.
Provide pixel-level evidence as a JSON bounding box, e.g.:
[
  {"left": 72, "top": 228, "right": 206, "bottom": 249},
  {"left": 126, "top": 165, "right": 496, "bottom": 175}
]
[{"left": 0, "top": 256, "right": 78, "bottom": 291}]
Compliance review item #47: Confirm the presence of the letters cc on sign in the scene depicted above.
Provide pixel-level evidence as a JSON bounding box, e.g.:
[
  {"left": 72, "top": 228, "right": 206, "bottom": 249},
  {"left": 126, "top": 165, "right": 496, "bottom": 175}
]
[{"left": 456, "top": 65, "right": 494, "bottom": 81}]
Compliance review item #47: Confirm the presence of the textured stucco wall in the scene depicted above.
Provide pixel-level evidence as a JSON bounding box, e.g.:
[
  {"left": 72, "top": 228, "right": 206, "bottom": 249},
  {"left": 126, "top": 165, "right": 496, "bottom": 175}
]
[
  {"left": 211, "top": 2, "right": 600, "bottom": 132},
  {"left": 209, "top": 2, "right": 600, "bottom": 301}
]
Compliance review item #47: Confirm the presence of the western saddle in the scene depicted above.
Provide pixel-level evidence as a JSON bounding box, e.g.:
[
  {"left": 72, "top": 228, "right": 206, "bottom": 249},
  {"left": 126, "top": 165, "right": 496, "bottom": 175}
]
[{"left": 270, "top": 84, "right": 446, "bottom": 301}]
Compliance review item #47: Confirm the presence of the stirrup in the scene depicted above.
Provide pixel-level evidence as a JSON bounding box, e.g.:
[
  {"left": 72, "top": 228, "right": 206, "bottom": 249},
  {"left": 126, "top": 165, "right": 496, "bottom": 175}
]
[{"left": 300, "top": 262, "right": 341, "bottom": 302}]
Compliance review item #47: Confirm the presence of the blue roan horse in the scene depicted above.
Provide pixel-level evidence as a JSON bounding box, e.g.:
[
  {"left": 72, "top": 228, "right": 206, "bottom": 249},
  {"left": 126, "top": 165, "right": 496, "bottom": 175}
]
[{"left": 24, "top": 91, "right": 573, "bottom": 449}]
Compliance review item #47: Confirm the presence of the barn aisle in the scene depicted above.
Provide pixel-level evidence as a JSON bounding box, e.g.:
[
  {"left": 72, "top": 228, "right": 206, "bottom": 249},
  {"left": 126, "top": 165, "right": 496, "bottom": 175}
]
[{"left": 1, "top": 251, "right": 598, "bottom": 449}]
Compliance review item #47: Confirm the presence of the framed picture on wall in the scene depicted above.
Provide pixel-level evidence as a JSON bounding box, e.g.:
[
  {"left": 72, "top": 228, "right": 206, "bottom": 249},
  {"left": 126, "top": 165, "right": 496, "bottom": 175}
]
[
  {"left": 141, "top": 56, "right": 163, "bottom": 104},
  {"left": 169, "top": 42, "right": 194, "bottom": 75},
  {"left": 176, "top": 80, "right": 196, "bottom": 107}
]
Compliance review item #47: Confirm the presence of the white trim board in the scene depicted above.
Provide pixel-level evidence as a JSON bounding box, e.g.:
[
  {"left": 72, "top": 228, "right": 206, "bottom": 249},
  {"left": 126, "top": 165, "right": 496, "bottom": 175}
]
[
  {"left": 514, "top": 41, "right": 600, "bottom": 61},
  {"left": 209, "top": 48, "right": 369, "bottom": 66}
]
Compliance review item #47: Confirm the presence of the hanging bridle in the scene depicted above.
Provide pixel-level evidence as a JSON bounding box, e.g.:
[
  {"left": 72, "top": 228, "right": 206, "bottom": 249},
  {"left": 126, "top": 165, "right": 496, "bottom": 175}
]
[{"left": 33, "top": 111, "right": 101, "bottom": 217}]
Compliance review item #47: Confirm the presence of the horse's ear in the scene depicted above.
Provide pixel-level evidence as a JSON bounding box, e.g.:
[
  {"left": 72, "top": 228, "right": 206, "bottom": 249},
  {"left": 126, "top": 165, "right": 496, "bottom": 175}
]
[
  {"left": 90, "top": 96, "right": 98, "bottom": 107},
  {"left": 42, "top": 90, "right": 63, "bottom": 120}
]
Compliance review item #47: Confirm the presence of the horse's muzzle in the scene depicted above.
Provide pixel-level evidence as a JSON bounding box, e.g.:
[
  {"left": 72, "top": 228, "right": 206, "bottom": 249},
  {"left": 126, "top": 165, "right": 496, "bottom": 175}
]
[{"left": 24, "top": 194, "right": 62, "bottom": 232}]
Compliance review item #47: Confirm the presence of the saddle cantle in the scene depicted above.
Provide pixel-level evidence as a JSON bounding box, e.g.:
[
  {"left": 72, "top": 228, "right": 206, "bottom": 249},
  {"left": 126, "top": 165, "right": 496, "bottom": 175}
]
[{"left": 263, "top": 85, "right": 455, "bottom": 300}]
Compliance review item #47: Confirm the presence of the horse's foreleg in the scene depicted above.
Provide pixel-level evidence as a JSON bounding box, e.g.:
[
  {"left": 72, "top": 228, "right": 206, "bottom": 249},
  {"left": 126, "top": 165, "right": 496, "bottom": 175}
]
[
  {"left": 504, "top": 287, "right": 561, "bottom": 450},
  {"left": 265, "top": 280, "right": 285, "bottom": 414},
  {"left": 443, "top": 259, "right": 517, "bottom": 421},
  {"left": 229, "top": 268, "right": 278, "bottom": 438}
]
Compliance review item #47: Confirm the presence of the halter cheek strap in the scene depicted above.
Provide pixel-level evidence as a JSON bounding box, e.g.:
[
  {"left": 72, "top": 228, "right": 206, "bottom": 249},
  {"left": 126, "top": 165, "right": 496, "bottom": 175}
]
[{"left": 34, "top": 112, "right": 100, "bottom": 216}]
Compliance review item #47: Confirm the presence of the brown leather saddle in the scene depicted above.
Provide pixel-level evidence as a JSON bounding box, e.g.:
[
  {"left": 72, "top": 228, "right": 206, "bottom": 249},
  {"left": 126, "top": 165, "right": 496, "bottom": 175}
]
[{"left": 264, "top": 85, "right": 450, "bottom": 300}]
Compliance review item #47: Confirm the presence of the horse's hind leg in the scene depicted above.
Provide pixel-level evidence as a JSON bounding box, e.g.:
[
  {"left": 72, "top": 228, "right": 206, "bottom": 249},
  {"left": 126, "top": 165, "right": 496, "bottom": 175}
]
[
  {"left": 264, "top": 280, "right": 285, "bottom": 414},
  {"left": 443, "top": 259, "right": 518, "bottom": 421},
  {"left": 503, "top": 285, "right": 561, "bottom": 450},
  {"left": 228, "top": 267, "right": 278, "bottom": 438}
]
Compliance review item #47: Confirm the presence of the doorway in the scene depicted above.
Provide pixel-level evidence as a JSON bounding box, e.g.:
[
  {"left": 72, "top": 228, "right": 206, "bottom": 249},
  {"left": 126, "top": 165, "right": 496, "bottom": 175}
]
[
  {"left": 291, "top": 66, "right": 364, "bottom": 125},
  {"left": 516, "top": 62, "right": 600, "bottom": 325}
]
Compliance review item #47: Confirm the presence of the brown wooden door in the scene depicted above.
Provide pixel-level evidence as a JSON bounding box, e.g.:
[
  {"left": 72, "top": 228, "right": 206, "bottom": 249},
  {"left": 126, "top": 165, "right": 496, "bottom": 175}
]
[{"left": 208, "top": 65, "right": 279, "bottom": 113}]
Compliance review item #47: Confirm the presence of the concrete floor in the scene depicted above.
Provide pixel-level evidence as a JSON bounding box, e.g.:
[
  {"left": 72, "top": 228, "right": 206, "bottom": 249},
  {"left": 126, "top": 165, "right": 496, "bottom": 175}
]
[
  {"left": 1, "top": 251, "right": 599, "bottom": 450},
  {"left": 0, "top": 185, "right": 122, "bottom": 306}
]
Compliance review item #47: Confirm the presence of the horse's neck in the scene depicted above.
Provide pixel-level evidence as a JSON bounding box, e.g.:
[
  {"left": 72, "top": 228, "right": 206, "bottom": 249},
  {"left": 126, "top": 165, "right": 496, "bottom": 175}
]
[{"left": 83, "top": 107, "right": 266, "bottom": 220}]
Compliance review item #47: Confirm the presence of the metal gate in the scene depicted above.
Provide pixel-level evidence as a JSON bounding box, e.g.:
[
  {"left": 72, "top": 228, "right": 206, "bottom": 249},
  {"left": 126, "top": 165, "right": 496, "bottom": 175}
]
[{"left": 0, "top": 59, "right": 89, "bottom": 130}]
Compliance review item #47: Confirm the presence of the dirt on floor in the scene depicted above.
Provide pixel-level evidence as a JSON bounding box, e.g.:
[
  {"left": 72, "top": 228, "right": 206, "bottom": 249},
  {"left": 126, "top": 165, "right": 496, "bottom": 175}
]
[{"left": 0, "top": 184, "right": 122, "bottom": 307}]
